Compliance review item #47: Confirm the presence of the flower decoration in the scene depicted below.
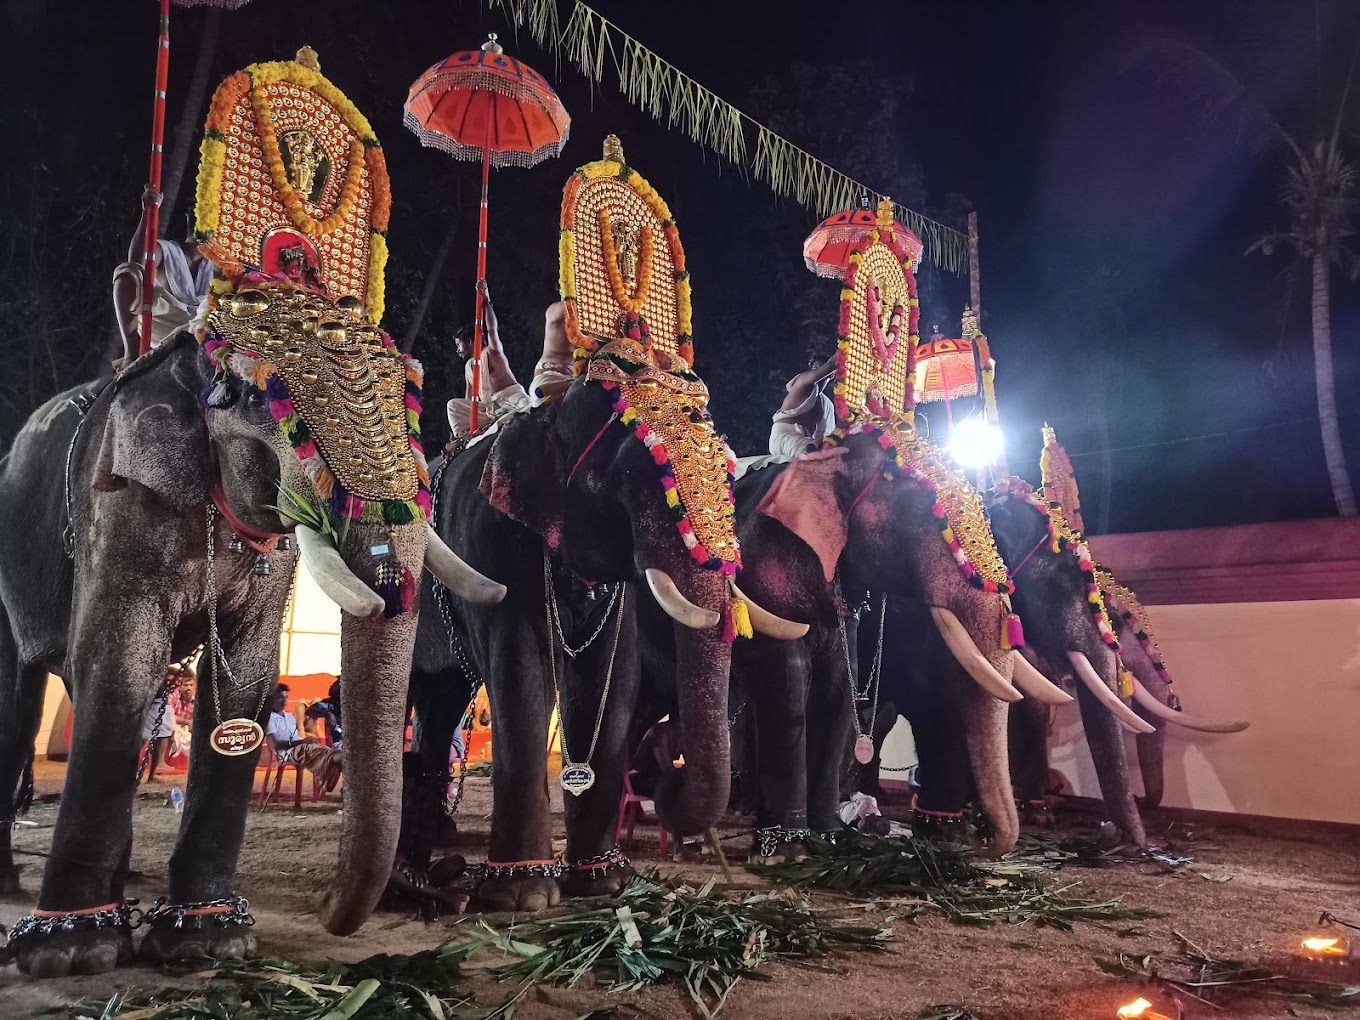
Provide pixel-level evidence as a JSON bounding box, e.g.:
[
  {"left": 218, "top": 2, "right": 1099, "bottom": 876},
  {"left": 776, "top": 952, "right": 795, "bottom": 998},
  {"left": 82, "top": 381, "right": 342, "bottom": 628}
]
[{"left": 834, "top": 227, "right": 920, "bottom": 423}]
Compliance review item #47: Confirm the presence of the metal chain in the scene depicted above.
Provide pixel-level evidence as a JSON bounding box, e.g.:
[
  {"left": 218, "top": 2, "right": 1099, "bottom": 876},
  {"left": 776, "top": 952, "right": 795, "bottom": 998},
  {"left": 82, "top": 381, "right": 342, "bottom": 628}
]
[
  {"left": 550, "top": 579, "right": 620, "bottom": 658},
  {"left": 428, "top": 461, "right": 485, "bottom": 692},
  {"left": 838, "top": 593, "right": 885, "bottom": 740},
  {"left": 544, "top": 552, "right": 625, "bottom": 771},
  {"left": 447, "top": 684, "right": 481, "bottom": 817},
  {"left": 205, "top": 505, "right": 278, "bottom": 726}
]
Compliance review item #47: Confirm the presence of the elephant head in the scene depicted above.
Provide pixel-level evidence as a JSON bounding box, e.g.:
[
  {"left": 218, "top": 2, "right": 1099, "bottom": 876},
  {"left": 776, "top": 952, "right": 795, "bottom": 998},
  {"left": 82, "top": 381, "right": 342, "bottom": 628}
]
[
  {"left": 751, "top": 424, "right": 1029, "bottom": 851},
  {"left": 480, "top": 350, "right": 791, "bottom": 838},
  {"left": 1102, "top": 574, "right": 1249, "bottom": 808},
  {"left": 986, "top": 481, "right": 1156, "bottom": 843},
  {"left": 170, "top": 284, "right": 501, "bottom": 935}
]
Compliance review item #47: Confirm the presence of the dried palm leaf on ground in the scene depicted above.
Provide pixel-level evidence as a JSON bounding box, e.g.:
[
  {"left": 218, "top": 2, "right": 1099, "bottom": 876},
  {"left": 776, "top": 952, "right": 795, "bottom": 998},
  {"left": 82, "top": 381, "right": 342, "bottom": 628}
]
[
  {"left": 461, "top": 870, "right": 892, "bottom": 1019},
  {"left": 1096, "top": 930, "right": 1360, "bottom": 1008},
  {"left": 1013, "top": 832, "right": 1193, "bottom": 871},
  {"left": 52, "top": 943, "right": 521, "bottom": 1020},
  {"left": 754, "top": 831, "right": 1162, "bottom": 930}
]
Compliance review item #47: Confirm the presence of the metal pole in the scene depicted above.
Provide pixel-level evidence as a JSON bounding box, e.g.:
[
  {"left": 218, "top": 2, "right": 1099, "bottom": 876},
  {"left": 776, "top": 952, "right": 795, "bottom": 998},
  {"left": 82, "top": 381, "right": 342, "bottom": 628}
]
[
  {"left": 967, "top": 211, "right": 981, "bottom": 324},
  {"left": 469, "top": 113, "right": 492, "bottom": 434},
  {"left": 139, "top": 0, "right": 172, "bottom": 357}
]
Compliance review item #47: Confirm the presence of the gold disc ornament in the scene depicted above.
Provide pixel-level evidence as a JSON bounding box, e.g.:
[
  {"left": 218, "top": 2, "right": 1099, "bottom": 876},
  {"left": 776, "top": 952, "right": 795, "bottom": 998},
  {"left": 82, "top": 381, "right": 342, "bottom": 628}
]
[{"left": 210, "top": 718, "right": 265, "bottom": 756}]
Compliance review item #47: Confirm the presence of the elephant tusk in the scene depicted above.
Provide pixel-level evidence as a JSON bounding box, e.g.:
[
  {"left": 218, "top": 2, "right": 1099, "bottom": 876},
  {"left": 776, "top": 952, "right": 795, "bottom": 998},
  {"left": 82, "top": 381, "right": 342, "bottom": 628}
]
[
  {"left": 729, "top": 581, "right": 809, "bottom": 640},
  {"left": 1009, "top": 651, "right": 1074, "bottom": 705},
  {"left": 1066, "top": 651, "right": 1157, "bottom": 734},
  {"left": 1132, "top": 679, "right": 1250, "bottom": 733},
  {"left": 645, "top": 568, "right": 720, "bottom": 630},
  {"left": 930, "top": 607, "right": 1022, "bottom": 704},
  {"left": 295, "top": 526, "right": 385, "bottom": 618},
  {"left": 424, "top": 526, "right": 507, "bottom": 605}
]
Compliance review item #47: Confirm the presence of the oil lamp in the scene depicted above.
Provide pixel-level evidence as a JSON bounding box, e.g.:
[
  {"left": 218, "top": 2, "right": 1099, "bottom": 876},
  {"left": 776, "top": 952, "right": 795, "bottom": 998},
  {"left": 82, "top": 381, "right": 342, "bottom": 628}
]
[
  {"left": 1301, "top": 935, "right": 1351, "bottom": 961},
  {"left": 1116, "top": 998, "right": 1172, "bottom": 1020}
]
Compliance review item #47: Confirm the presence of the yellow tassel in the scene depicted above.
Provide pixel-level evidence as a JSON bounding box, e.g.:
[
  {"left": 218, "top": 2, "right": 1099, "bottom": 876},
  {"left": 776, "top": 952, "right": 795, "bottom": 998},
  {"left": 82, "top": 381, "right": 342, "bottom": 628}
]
[
  {"left": 731, "top": 597, "right": 753, "bottom": 640},
  {"left": 1118, "top": 669, "right": 1135, "bottom": 699}
]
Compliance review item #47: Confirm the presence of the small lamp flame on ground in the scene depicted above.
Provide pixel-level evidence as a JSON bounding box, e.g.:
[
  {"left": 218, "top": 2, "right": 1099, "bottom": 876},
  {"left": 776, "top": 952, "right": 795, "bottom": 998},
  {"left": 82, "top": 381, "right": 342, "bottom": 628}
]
[
  {"left": 1301, "top": 935, "right": 1350, "bottom": 959},
  {"left": 1117, "top": 998, "right": 1171, "bottom": 1020}
]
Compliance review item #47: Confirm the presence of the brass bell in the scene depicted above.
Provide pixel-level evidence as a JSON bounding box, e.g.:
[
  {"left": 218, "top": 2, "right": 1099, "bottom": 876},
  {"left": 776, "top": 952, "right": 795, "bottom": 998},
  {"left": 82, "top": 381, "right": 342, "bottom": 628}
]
[
  {"left": 252, "top": 553, "right": 272, "bottom": 577},
  {"left": 230, "top": 290, "right": 269, "bottom": 317},
  {"left": 336, "top": 294, "right": 364, "bottom": 319},
  {"left": 278, "top": 536, "right": 293, "bottom": 551},
  {"left": 227, "top": 536, "right": 246, "bottom": 554}
]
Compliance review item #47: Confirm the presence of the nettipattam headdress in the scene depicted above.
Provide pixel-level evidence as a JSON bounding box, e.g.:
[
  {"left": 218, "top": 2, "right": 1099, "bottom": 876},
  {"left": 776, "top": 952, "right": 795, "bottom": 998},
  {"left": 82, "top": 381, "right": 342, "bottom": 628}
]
[
  {"left": 559, "top": 137, "right": 743, "bottom": 635},
  {"left": 194, "top": 48, "right": 429, "bottom": 528}
]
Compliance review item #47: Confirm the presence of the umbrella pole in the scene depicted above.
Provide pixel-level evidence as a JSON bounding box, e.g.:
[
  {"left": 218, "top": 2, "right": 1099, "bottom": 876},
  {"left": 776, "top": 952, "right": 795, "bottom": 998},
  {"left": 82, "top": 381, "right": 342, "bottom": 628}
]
[
  {"left": 469, "top": 123, "right": 492, "bottom": 434},
  {"left": 139, "top": 0, "right": 171, "bottom": 358}
]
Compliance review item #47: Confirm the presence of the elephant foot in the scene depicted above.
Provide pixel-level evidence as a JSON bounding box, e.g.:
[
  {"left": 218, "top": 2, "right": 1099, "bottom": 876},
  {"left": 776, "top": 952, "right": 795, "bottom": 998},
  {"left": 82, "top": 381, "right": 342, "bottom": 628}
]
[
  {"left": 749, "top": 826, "right": 809, "bottom": 864},
  {"left": 561, "top": 861, "right": 634, "bottom": 899},
  {"left": 15, "top": 926, "right": 133, "bottom": 977},
  {"left": 475, "top": 871, "right": 561, "bottom": 913},
  {"left": 912, "top": 809, "right": 970, "bottom": 845},
  {"left": 139, "top": 921, "right": 256, "bottom": 965},
  {"left": 1018, "top": 799, "right": 1054, "bottom": 829}
]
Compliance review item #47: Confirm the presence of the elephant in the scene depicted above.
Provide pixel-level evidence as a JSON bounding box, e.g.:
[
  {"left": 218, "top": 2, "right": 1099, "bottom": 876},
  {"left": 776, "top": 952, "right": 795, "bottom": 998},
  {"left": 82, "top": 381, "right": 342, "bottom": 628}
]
[
  {"left": 410, "top": 364, "right": 794, "bottom": 912},
  {"left": 0, "top": 319, "right": 498, "bottom": 976},
  {"left": 727, "top": 428, "right": 1069, "bottom": 860}
]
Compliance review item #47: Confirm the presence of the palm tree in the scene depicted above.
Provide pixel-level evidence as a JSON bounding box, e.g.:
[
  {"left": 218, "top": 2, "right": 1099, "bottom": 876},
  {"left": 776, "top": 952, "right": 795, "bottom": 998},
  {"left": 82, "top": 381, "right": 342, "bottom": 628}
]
[{"left": 1131, "top": 27, "right": 1360, "bottom": 516}]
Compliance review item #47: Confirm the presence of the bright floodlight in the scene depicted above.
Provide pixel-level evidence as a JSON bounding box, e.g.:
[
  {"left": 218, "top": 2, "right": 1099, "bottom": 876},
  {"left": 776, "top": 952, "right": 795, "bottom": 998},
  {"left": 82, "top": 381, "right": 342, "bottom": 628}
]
[{"left": 947, "top": 419, "right": 1004, "bottom": 468}]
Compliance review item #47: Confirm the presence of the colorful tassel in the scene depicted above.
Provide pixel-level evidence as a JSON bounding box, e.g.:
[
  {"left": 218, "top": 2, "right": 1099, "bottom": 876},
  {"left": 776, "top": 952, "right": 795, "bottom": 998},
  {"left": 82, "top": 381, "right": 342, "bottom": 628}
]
[
  {"left": 721, "top": 602, "right": 737, "bottom": 644},
  {"left": 730, "top": 596, "right": 753, "bottom": 640},
  {"left": 1003, "top": 613, "right": 1025, "bottom": 650},
  {"left": 1118, "top": 668, "right": 1135, "bottom": 699},
  {"left": 374, "top": 560, "right": 414, "bottom": 618}
]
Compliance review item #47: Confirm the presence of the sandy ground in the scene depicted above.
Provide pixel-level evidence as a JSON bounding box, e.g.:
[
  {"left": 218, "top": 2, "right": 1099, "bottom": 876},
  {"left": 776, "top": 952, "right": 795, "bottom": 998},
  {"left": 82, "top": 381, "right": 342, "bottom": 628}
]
[{"left": 1, "top": 760, "right": 1357, "bottom": 1019}]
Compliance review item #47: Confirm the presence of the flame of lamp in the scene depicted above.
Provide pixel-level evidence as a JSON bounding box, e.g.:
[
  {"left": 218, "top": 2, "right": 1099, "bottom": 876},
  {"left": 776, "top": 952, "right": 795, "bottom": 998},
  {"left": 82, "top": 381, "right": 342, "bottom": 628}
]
[
  {"left": 1302, "top": 935, "right": 1350, "bottom": 959},
  {"left": 1116, "top": 1000, "right": 1172, "bottom": 1020}
]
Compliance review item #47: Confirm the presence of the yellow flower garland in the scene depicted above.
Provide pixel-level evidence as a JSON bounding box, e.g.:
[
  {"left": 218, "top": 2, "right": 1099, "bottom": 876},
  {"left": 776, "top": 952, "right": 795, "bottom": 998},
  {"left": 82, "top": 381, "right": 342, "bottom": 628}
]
[{"left": 366, "top": 233, "right": 388, "bottom": 325}]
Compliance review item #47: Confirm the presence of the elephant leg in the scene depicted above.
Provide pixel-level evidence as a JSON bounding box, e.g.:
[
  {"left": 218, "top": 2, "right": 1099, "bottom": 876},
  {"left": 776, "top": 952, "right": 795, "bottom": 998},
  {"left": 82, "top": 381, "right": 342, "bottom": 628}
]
[
  {"left": 744, "top": 635, "right": 811, "bottom": 861},
  {"left": 0, "top": 605, "right": 47, "bottom": 894},
  {"left": 18, "top": 597, "right": 173, "bottom": 978},
  {"left": 906, "top": 700, "right": 972, "bottom": 843},
  {"left": 805, "top": 630, "right": 855, "bottom": 835},
  {"left": 140, "top": 596, "right": 287, "bottom": 965},
  {"left": 407, "top": 664, "right": 467, "bottom": 855},
  {"left": 475, "top": 609, "right": 560, "bottom": 913},
  {"left": 1135, "top": 727, "right": 1166, "bottom": 810},
  {"left": 1076, "top": 681, "right": 1147, "bottom": 846},
  {"left": 1009, "top": 698, "right": 1054, "bottom": 827},
  {"left": 561, "top": 600, "right": 639, "bottom": 898}
]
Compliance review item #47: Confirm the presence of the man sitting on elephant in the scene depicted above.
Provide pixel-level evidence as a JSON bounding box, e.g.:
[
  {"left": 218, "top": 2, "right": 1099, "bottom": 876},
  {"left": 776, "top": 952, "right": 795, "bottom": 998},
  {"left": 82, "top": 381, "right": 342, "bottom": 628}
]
[
  {"left": 768, "top": 353, "right": 837, "bottom": 460},
  {"left": 447, "top": 281, "right": 531, "bottom": 436}
]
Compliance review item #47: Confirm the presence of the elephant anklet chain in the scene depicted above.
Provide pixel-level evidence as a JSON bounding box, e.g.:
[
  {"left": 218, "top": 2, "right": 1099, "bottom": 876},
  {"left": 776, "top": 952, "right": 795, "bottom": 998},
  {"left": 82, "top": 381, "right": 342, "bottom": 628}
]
[
  {"left": 6, "top": 900, "right": 143, "bottom": 945},
  {"left": 478, "top": 859, "right": 564, "bottom": 880},
  {"left": 570, "top": 847, "right": 630, "bottom": 876},
  {"left": 754, "top": 825, "right": 810, "bottom": 859},
  {"left": 143, "top": 895, "right": 255, "bottom": 930}
]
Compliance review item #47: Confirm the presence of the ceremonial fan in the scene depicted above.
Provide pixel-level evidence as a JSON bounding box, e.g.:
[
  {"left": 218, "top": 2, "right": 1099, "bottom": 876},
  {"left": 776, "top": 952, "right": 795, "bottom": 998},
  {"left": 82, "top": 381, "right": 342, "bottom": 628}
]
[{"left": 404, "top": 34, "right": 571, "bottom": 432}]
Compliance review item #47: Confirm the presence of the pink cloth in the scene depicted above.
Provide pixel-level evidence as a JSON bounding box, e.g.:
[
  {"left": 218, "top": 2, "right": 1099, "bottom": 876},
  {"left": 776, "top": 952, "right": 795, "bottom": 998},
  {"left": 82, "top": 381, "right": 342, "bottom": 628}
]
[{"left": 755, "top": 447, "right": 850, "bottom": 583}]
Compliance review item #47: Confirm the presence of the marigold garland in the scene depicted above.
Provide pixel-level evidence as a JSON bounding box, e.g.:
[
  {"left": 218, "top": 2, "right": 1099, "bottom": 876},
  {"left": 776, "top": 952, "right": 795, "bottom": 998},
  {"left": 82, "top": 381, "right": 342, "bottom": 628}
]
[
  {"left": 598, "top": 208, "right": 654, "bottom": 312},
  {"left": 366, "top": 233, "right": 388, "bottom": 325}
]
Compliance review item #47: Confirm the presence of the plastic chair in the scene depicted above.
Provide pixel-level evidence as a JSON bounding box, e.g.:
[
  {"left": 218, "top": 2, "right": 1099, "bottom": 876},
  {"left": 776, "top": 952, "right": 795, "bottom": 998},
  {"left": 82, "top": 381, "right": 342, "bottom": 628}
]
[
  {"left": 616, "top": 762, "right": 669, "bottom": 854},
  {"left": 258, "top": 743, "right": 305, "bottom": 811}
]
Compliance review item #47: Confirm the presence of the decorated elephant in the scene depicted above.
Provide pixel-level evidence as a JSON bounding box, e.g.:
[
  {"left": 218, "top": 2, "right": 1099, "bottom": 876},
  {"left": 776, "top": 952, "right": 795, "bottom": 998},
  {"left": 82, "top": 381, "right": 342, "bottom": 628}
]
[
  {"left": 0, "top": 50, "right": 503, "bottom": 976},
  {"left": 731, "top": 423, "right": 1071, "bottom": 859},
  {"left": 408, "top": 136, "right": 799, "bottom": 911}
]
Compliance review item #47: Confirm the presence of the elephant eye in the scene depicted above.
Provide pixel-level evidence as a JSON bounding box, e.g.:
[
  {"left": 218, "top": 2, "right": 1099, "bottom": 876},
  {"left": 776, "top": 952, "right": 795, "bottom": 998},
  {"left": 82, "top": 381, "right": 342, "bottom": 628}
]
[{"left": 245, "top": 387, "right": 269, "bottom": 410}]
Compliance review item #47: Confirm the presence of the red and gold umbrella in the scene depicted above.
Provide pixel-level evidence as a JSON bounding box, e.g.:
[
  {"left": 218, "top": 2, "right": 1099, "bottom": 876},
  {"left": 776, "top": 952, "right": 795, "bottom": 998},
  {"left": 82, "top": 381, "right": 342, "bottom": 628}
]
[
  {"left": 803, "top": 197, "right": 925, "bottom": 279},
  {"left": 405, "top": 34, "right": 570, "bottom": 431},
  {"left": 136, "top": 0, "right": 255, "bottom": 355},
  {"left": 913, "top": 336, "right": 978, "bottom": 408}
]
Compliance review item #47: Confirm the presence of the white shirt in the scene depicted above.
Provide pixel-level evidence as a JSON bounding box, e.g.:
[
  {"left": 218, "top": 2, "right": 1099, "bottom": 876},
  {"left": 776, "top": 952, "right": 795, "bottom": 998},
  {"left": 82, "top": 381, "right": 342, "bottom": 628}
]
[{"left": 267, "top": 711, "right": 299, "bottom": 760}]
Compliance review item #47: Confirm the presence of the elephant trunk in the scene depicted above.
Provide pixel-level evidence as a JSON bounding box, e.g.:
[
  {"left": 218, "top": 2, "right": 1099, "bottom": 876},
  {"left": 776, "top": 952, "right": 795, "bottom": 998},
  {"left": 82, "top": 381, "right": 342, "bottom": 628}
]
[
  {"left": 318, "top": 524, "right": 425, "bottom": 936},
  {"left": 961, "top": 681, "right": 1019, "bottom": 856},
  {"left": 1136, "top": 728, "right": 1166, "bottom": 809},
  {"left": 1073, "top": 651, "right": 1148, "bottom": 846},
  {"left": 652, "top": 573, "right": 732, "bottom": 838}
]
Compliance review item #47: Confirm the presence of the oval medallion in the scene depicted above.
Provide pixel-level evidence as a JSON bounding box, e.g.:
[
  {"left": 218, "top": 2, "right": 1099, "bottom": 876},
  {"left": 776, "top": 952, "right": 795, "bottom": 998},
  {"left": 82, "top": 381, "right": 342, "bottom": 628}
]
[
  {"left": 559, "top": 763, "right": 596, "bottom": 797},
  {"left": 853, "top": 735, "right": 875, "bottom": 765},
  {"left": 210, "top": 718, "right": 265, "bottom": 757}
]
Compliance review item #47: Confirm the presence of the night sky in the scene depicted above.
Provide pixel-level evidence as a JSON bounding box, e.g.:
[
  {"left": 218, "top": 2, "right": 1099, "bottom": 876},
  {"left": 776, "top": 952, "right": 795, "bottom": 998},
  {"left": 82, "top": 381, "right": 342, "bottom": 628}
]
[{"left": 3, "top": 0, "right": 1358, "bottom": 534}]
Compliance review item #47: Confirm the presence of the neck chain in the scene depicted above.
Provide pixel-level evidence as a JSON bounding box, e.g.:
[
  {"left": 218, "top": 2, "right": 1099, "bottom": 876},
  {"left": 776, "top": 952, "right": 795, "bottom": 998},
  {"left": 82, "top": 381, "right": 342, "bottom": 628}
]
[
  {"left": 205, "top": 504, "right": 288, "bottom": 755},
  {"left": 839, "top": 592, "right": 886, "bottom": 764},
  {"left": 543, "top": 551, "right": 626, "bottom": 796}
]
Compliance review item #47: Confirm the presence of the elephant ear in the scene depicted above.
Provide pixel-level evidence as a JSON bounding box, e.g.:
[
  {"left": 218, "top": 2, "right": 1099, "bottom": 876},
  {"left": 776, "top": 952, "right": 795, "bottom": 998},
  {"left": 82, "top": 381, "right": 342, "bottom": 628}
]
[
  {"left": 479, "top": 409, "right": 564, "bottom": 550},
  {"left": 756, "top": 446, "right": 851, "bottom": 583},
  {"left": 92, "top": 335, "right": 214, "bottom": 506}
]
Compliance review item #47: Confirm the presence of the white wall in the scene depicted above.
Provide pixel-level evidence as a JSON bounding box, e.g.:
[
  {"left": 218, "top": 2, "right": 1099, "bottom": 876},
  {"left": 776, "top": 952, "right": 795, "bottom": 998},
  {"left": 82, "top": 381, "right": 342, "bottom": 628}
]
[{"left": 1049, "top": 599, "right": 1360, "bottom": 824}]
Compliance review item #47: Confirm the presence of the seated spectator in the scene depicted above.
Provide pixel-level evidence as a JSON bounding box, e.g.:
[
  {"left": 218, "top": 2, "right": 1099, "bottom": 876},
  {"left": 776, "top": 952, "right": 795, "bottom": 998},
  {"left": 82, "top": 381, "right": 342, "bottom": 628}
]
[{"left": 267, "top": 683, "right": 342, "bottom": 792}]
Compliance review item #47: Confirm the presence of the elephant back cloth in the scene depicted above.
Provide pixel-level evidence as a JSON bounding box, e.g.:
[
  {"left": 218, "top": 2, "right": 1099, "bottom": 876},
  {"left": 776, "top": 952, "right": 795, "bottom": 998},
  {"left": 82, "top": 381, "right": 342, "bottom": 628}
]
[
  {"left": 191, "top": 46, "right": 431, "bottom": 534},
  {"left": 557, "top": 136, "right": 742, "bottom": 583}
]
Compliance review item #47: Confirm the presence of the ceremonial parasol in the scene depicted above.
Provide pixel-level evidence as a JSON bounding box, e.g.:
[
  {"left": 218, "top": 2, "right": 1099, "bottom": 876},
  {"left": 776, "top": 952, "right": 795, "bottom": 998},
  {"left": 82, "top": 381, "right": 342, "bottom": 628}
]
[
  {"left": 404, "top": 34, "right": 570, "bottom": 432},
  {"left": 913, "top": 335, "right": 978, "bottom": 410},
  {"left": 803, "top": 197, "right": 925, "bottom": 280},
  {"left": 137, "top": 0, "right": 255, "bottom": 356}
]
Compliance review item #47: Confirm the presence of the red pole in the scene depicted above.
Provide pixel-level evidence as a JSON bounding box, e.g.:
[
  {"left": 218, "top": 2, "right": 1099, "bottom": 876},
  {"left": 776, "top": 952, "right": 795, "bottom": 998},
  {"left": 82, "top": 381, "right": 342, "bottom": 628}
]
[
  {"left": 139, "top": 0, "right": 171, "bottom": 357},
  {"left": 469, "top": 111, "right": 492, "bottom": 434}
]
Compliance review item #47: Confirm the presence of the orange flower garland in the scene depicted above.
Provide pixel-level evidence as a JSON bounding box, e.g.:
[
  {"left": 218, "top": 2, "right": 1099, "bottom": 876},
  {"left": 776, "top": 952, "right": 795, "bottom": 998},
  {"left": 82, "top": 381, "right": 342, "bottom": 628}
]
[
  {"left": 366, "top": 144, "right": 391, "bottom": 233},
  {"left": 597, "top": 208, "right": 654, "bottom": 312}
]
